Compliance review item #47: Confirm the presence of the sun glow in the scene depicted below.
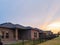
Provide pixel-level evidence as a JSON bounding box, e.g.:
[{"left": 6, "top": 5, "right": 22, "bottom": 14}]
[{"left": 46, "top": 22, "right": 60, "bottom": 33}]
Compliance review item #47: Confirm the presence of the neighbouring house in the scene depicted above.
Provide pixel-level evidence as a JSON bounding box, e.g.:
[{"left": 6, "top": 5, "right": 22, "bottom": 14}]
[
  {"left": 0, "top": 22, "right": 40, "bottom": 41},
  {"left": 43, "top": 31, "right": 53, "bottom": 36},
  {"left": 39, "top": 30, "right": 53, "bottom": 39},
  {"left": 39, "top": 29, "right": 44, "bottom": 39}
]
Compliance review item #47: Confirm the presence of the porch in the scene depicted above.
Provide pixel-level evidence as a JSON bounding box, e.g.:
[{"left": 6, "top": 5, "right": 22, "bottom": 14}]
[{"left": 14, "top": 28, "right": 31, "bottom": 40}]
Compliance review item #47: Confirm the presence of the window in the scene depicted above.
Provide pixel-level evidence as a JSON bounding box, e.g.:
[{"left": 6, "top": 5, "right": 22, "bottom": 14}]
[
  {"left": 2, "top": 32, "right": 4, "bottom": 38},
  {"left": 6, "top": 33, "right": 9, "bottom": 38},
  {"left": 34, "top": 32, "right": 37, "bottom": 38}
]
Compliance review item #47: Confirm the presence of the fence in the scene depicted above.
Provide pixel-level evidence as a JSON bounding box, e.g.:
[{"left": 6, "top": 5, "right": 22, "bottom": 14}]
[
  {"left": 5, "top": 34, "right": 59, "bottom": 45},
  {"left": 21, "top": 34, "right": 59, "bottom": 45}
]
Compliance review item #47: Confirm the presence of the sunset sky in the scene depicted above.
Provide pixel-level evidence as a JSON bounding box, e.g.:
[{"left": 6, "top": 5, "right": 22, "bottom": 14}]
[{"left": 0, "top": 0, "right": 60, "bottom": 33}]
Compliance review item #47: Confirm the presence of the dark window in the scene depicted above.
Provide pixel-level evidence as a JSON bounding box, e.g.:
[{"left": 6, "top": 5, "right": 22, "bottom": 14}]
[
  {"left": 6, "top": 33, "right": 9, "bottom": 38},
  {"left": 34, "top": 32, "right": 37, "bottom": 38},
  {"left": 2, "top": 32, "right": 4, "bottom": 38}
]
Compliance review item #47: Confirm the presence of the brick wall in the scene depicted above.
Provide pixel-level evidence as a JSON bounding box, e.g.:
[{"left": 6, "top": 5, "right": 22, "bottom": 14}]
[
  {"left": 31, "top": 30, "right": 39, "bottom": 40},
  {"left": 0, "top": 28, "right": 14, "bottom": 41}
]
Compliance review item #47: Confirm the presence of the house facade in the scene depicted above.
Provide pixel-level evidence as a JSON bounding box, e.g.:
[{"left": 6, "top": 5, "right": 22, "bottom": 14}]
[
  {"left": 39, "top": 30, "right": 53, "bottom": 39},
  {"left": 0, "top": 23, "right": 40, "bottom": 41}
]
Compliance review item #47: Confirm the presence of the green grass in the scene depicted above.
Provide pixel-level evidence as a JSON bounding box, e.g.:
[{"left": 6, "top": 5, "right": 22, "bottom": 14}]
[
  {"left": 6, "top": 39, "right": 43, "bottom": 45},
  {"left": 38, "top": 36, "right": 60, "bottom": 45},
  {"left": 6, "top": 36, "right": 60, "bottom": 45}
]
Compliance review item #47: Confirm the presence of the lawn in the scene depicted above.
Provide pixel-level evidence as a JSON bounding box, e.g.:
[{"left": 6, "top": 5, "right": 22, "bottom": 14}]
[
  {"left": 38, "top": 36, "right": 60, "bottom": 45},
  {"left": 5, "top": 36, "right": 60, "bottom": 45},
  {"left": 5, "top": 40, "right": 41, "bottom": 45}
]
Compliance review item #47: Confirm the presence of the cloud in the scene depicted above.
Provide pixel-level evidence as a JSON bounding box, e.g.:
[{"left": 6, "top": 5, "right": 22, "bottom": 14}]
[{"left": 40, "top": 1, "right": 60, "bottom": 29}]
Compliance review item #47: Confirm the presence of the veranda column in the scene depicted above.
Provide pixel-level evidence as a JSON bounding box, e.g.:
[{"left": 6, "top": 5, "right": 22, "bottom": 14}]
[
  {"left": 15, "top": 28, "right": 18, "bottom": 40},
  {"left": 4, "top": 32, "right": 6, "bottom": 41}
]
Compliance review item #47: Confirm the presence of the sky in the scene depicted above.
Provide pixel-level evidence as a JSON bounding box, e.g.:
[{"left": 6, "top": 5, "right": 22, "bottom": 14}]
[{"left": 0, "top": 0, "right": 60, "bottom": 30}]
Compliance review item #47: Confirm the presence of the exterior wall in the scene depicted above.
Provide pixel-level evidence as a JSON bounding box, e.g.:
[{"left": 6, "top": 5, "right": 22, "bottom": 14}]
[
  {"left": 19, "top": 30, "right": 39, "bottom": 40},
  {"left": 27, "top": 30, "right": 31, "bottom": 40},
  {"left": 16, "top": 29, "right": 40, "bottom": 40},
  {"left": 31, "top": 30, "right": 39, "bottom": 40},
  {"left": 0, "top": 27, "right": 40, "bottom": 41},
  {"left": 18, "top": 30, "right": 31, "bottom": 40},
  {"left": 39, "top": 31, "right": 54, "bottom": 39},
  {"left": 44, "top": 31, "right": 53, "bottom": 36},
  {"left": 23, "top": 30, "right": 31, "bottom": 40},
  {"left": 0, "top": 28, "right": 14, "bottom": 41}
]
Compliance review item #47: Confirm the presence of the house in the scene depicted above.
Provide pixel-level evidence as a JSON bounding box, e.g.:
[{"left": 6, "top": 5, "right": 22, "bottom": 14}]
[
  {"left": 43, "top": 31, "right": 53, "bottom": 36},
  {"left": 39, "top": 30, "right": 53, "bottom": 39},
  {"left": 39, "top": 29, "right": 44, "bottom": 39},
  {"left": 0, "top": 22, "right": 40, "bottom": 41}
]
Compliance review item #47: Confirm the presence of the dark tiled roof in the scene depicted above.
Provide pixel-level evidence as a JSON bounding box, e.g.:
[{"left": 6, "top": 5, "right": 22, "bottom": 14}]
[
  {"left": 39, "top": 30, "right": 44, "bottom": 33},
  {"left": 33, "top": 28, "right": 43, "bottom": 33},
  {"left": 0, "top": 23, "right": 15, "bottom": 28},
  {"left": 0, "top": 22, "right": 43, "bottom": 33},
  {"left": 15, "top": 24, "right": 25, "bottom": 29},
  {"left": 0, "top": 22, "right": 25, "bottom": 29},
  {"left": 25, "top": 26, "right": 33, "bottom": 29}
]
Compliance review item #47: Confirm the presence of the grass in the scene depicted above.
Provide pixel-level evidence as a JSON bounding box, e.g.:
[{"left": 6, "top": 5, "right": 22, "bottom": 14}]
[
  {"left": 5, "top": 39, "right": 45, "bottom": 45},
  {"left": 5, "top": 36, "right": 60, "bottom": 45},
  {"left": 38, "top": 36, "right": 60, "bottom": 45}
]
